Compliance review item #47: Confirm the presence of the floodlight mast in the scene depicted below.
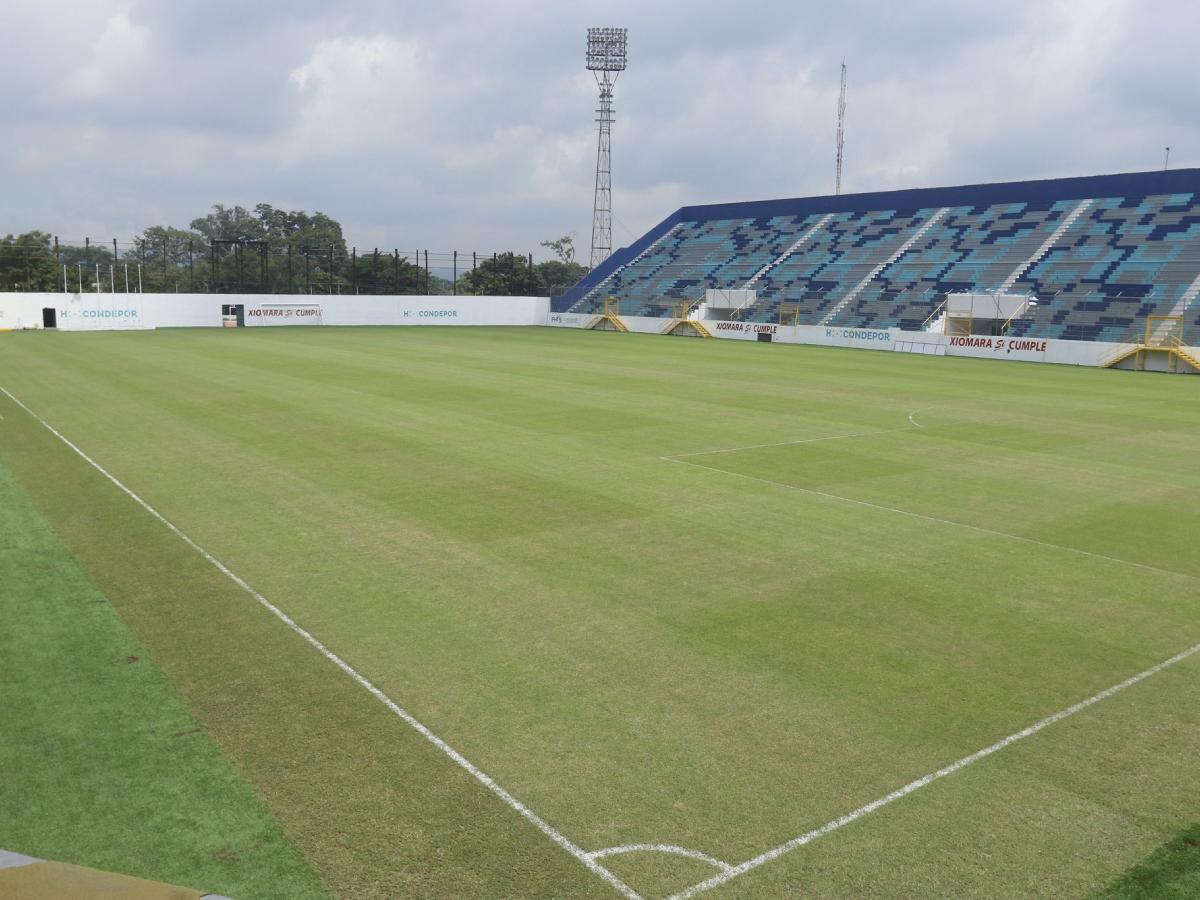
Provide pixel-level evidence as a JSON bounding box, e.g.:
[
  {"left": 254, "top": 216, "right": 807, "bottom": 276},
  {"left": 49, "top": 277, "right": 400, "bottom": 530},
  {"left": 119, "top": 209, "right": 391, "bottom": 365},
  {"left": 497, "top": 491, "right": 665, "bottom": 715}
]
[{"left": 586, "top": 27, "right": 627, "bottom": 269}]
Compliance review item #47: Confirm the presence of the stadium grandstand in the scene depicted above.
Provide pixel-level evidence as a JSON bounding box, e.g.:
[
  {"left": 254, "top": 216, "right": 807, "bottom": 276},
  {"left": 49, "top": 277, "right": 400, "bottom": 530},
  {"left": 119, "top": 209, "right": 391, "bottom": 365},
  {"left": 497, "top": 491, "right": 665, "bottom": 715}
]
[{"left": 556, "top": 168, "right": 1200, "bottom": 344}]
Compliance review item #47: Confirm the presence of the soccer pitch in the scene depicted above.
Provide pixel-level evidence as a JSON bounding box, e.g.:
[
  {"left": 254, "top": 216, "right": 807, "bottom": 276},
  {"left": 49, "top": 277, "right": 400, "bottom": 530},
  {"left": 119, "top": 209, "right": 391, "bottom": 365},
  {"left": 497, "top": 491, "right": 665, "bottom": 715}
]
[{"left": 1, "top": 325, "right": 1198, "bottom": 898}]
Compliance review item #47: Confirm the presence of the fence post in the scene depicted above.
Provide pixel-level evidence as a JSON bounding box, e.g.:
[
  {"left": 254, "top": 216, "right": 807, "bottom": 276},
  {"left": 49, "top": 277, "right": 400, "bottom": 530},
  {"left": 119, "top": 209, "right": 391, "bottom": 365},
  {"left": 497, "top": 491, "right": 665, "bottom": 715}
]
[
  {"left": 393, "top": 249, "right": 399, "bottom": 294},
  {"left": 328, "top": 246, "right": 334, "bottom": 294},
  {"left": 352, "top": 247, "right": 358, "bottom": 294},
  {"left": 452, "top": 250, "right": 457, "bottom": 295},
  {"left": 424, "top": 249, "right": 429, "bottom": 294}
]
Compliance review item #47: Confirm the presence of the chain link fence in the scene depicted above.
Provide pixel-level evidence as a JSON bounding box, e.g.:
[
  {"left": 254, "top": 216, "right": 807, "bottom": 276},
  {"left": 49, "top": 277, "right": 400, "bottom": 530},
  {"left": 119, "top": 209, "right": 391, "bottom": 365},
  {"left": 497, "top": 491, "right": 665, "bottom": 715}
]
[{"left": 0, "top": 235, "right": 546, "bottom": 296}]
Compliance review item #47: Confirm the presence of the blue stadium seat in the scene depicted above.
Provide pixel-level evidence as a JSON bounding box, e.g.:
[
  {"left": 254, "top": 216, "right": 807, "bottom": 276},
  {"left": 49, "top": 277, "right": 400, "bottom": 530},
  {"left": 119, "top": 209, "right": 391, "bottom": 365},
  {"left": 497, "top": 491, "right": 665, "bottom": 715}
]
[{"left": 560, "top": 170, "right": 1200, "bottom": 343}]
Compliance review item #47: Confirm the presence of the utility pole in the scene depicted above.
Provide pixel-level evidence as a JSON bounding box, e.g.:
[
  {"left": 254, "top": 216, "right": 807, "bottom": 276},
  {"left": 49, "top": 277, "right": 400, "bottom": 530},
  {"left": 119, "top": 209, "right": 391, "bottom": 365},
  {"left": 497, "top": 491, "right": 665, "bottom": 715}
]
[{"left": 835, "top": 61, "right": 848, "bottom": 195}]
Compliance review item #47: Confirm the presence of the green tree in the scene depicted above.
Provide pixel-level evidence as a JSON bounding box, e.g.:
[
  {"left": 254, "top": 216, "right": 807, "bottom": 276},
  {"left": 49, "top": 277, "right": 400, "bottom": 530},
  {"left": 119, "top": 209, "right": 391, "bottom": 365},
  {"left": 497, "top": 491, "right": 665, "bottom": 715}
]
[
  {"left": 536, "top": 233, "right": 588, "bottom": 295},
  {"left": 540, "top": 232, "right": 578, "bottom": 264},
  {"left": 456, "top": 253, "right": 542, "bottom": 296},
  {"left": 0, "top": 231, "right": 60, "bottom": 291},
  {"left": 127, "top": 226, "right": 206, "bottom": 292},
  {"left": 535, "top": 259, "right": 589, "bottom": 296},
  {"left": 188, "top": 205, "right": 266, "bottom": 243},
  {"left": 188, "top": 203, "right": 350, "bottom": 293}
]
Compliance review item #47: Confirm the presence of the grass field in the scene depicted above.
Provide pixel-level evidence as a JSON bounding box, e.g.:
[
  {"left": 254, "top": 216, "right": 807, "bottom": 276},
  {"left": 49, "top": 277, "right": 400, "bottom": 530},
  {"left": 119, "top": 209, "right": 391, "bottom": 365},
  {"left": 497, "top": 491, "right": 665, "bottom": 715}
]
[
  {"left": 0, "top": 459, "right": 326, "bottom": 897},
  {"left": 0, "top": 325, "right": 1198, "bottom": 899}
]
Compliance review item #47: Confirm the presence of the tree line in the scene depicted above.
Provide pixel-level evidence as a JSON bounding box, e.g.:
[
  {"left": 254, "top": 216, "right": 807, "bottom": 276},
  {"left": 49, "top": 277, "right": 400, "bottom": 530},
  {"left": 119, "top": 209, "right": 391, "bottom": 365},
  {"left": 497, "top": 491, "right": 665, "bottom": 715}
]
[{"left": 0, "top": 204, "right": 589, "bottom": 297}]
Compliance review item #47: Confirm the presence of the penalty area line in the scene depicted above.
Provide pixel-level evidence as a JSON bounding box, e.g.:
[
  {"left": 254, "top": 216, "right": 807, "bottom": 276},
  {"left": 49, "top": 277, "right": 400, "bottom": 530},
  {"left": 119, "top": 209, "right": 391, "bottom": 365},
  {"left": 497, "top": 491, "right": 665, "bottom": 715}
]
[
  {"left": 0, "top": 386, "right": 641, "bottom": 900},
  {"left": 668, "top": 637, "right": 1200, "bottom": 899},
  {"left": 663, "top": 456, "right": 1198, "bottom": 583},
  {"left": 664, "top": 427, "right": 904, "bottom": 460},
  {"left": 665, "top": 406, "right": 936, "bottom": 461}
]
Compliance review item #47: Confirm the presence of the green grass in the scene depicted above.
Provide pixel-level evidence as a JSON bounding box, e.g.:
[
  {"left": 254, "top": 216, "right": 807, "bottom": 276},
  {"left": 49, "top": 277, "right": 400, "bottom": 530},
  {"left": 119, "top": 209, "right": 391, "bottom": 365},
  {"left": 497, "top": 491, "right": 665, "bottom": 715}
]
[
  {"left": 0, "top": 458, "right": 326, "bottom": 897},
  {"left": 0, "top": 325, "right": 1197, "bottom": 898},
  {"left": 1096, "top": 823, "right": 1200, "bottom": 899}
]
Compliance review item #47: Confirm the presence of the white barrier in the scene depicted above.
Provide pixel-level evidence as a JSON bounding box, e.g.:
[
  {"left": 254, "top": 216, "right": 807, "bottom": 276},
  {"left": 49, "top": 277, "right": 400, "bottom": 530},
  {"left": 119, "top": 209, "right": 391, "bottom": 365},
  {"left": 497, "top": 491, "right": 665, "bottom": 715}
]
[
  {"left": 0, "top": 293, "right": 549, "bottom": 331},
  {"left": 548, "top": 311, "right": 1200, "bottom": 371},
  {"left": 1, "top": 289, "right": 1192, "bottom": 373}
]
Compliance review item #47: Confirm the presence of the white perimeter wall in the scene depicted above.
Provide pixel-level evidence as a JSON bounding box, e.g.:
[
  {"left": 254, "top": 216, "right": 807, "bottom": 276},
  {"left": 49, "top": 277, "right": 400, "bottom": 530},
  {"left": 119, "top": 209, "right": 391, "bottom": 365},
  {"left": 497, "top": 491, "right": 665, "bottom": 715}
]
[
  {"left": 3, "top": 291, "right": 1193, "bottom": 373},
  {"left": 0, "top": 292, "right": 549, "bottom": 331},
  {"left": 545, "top": 311, "right": 1200, "bottom": 370}
]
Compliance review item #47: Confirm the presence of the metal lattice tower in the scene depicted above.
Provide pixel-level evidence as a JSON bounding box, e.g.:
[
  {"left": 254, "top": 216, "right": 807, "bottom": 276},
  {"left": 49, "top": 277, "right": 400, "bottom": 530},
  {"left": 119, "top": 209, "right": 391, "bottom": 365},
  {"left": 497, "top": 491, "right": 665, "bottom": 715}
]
[
  {"left": 586, "top": 27, "right": 627, "bottom": 268},
  {"left": 835, "top": 61, "right": 847, "bottom": 195}
]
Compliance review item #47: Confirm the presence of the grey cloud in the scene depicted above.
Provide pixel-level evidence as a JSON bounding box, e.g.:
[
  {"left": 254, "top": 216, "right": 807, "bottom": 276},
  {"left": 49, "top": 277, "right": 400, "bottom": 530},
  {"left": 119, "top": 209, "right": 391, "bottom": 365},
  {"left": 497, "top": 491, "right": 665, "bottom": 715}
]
[{"left": 1, "top": 0, "right": 1196, "bottom": 258}]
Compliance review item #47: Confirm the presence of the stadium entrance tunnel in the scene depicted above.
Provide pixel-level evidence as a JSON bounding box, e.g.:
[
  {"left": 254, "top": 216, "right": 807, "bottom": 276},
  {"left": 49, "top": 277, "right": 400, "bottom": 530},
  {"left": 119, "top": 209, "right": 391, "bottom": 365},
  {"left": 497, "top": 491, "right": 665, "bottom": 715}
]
[{"left": 41, "top": 308, "right": 56, "bottom": 329}]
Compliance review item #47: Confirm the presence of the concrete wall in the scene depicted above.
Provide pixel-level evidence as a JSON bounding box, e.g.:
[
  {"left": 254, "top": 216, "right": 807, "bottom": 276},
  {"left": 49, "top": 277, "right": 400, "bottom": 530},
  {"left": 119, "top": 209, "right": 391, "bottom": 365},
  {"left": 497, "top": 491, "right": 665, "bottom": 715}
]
[
  {"left": 0, "top": 293, "right": 549, "bottom": 331},
  {"left": 547, "top": 311, "right": 1200, "bottom": 372}
]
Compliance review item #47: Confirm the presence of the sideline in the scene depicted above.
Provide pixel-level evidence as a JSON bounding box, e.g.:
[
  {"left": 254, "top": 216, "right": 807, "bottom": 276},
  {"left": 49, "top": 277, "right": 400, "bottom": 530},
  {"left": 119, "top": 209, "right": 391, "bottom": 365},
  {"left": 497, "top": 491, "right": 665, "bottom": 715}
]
[
  {"left": 659, "top": 414, "right": 1200, "bottom": 895},
  {"left": 668, "top": 638, "right": 1200, "bottom": 898},
  {"left": 11, "top": 383, "right": 1196, "bottom": 900},
  {"left": 0, "top": 386, "right": 641, "bottom": 900}
]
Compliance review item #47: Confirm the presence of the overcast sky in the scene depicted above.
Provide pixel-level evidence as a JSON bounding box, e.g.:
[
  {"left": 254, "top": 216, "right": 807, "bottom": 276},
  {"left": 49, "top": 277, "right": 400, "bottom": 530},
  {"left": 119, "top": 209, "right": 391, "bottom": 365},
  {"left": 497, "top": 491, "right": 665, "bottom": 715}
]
[{"left": 3, "top": 0, "right": 1197, "bottom": 258}]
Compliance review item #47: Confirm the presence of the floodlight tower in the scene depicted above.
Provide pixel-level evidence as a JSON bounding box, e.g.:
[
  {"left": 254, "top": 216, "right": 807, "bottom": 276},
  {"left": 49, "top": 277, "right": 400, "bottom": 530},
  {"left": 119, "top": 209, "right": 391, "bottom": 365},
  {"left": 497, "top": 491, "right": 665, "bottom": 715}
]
[
  {"left": 586, "top": 27, "right": 627, "bottom": 268},
  {"left": 835, "top": 61, "right": 848, "bottom": 195}
]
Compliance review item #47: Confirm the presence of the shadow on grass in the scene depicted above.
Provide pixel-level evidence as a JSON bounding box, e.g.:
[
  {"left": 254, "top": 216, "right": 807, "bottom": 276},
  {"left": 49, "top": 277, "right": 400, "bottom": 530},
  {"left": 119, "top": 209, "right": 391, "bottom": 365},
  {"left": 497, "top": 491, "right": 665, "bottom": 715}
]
[{"left": 1093, "top": 823, "right": 1200, "bottom": 899}]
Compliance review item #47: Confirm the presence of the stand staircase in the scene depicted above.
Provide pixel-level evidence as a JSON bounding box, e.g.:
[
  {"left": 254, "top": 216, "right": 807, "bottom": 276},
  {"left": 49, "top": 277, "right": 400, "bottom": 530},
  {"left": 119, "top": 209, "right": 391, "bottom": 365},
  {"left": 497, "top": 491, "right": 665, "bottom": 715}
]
[
  {"left": 660, "top": 299, "right": 713, "bottom": 337},
  {"left": 1101, "top": 316, "right": 1199, "bottom": 373}
]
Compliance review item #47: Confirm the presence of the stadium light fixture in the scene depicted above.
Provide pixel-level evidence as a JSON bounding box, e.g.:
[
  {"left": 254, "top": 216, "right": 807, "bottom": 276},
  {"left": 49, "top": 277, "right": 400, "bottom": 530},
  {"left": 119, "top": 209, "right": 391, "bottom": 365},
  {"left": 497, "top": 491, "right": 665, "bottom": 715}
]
[
  {"left": 586, "top": 27, "right": 627, "bottom": 72},
  {"left": 586, "top": 27, "right": 628, "bottom": 269}
]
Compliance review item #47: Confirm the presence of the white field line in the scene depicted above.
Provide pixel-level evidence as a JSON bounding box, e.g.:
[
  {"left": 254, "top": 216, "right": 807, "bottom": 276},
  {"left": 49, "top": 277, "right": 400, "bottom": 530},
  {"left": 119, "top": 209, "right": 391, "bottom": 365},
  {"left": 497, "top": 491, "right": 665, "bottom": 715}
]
[
  {"left": 665, "top": 410, "right": 1197, "bottom": 581},
  {"left": 670, "top": 404, "right": 941, "bottom": 461},
  {"left": 0, "top": 386, "right": 641, "bottom": 900},
  {"left": 663, "top": 457, "right": 1196, "bottom": 583},
  {"left": 669, "top": 638, "right": 1200, "bottom": 899},
  {"left": 587, "top": 844, "right": 734, "bottom": 875},
  {"left": 665, "top": 427, "right": 903, "bottom": 459}
]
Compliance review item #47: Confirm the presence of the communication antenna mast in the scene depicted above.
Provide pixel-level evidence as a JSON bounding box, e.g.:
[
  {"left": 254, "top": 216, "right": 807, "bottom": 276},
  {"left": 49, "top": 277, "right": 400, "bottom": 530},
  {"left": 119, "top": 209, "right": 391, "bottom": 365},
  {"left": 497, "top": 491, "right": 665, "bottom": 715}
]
[
  {"left": 835, "top": 61, "right": 847, "bottom": 195},
  {"left": 586, "top": 27, "right": 627, "bottom": 268}
]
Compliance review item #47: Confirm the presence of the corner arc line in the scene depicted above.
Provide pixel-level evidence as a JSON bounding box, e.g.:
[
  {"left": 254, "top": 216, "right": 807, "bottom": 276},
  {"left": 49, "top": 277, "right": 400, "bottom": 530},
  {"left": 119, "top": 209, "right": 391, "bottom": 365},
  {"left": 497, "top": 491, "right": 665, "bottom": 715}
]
[{"left": 587, "top": 844, "right": 735, "bottom": 875}]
